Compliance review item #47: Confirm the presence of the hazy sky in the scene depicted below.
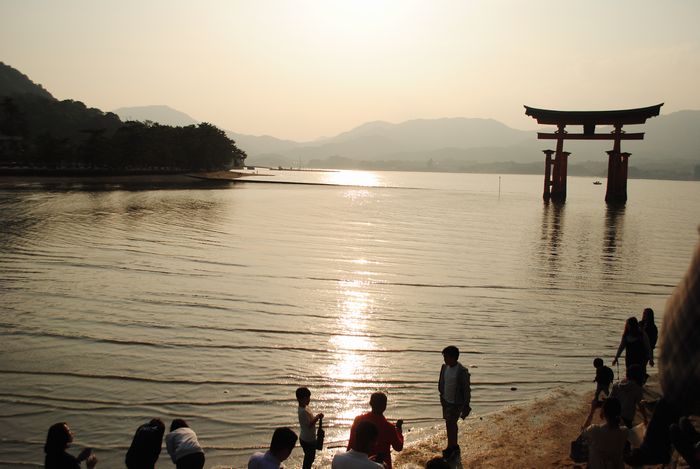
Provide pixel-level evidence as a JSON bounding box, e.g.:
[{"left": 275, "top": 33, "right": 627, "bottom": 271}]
[{"left": 2, "top": 0, "right": 699, "bottom": 140}]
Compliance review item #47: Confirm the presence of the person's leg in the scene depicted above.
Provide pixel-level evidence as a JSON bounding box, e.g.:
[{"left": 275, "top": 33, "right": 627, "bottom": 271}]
[
  {"left": 594, "top": 386, "right": 602, "bottom": 401},
  {"left": 300, "top": 439, "right": 316, "bottom": 469},
  {"left": 446, "top": 418, "right": 458, "bottom": 448}
]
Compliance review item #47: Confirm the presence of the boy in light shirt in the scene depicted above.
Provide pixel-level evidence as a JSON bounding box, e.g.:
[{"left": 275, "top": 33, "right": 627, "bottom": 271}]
[
  {"left": 438, "top": 345, "right": 471, "bottom": 460},
  {"left": 296, "top": 387, "right": 324, "bottom": 469}
]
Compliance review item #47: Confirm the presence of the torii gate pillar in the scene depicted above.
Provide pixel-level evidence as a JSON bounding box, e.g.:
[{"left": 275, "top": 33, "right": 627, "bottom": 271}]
[
  {"left": 542, "top": 149, "right": 554, "bottom": 201},
  {"left": 605, "top": 124, "right": 631, "bottom": 204}
]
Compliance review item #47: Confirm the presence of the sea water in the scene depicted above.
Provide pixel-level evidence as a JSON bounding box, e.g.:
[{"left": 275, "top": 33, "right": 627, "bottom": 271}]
[{"left": 0, "top": 171, "right": 698, "bottom": 468}]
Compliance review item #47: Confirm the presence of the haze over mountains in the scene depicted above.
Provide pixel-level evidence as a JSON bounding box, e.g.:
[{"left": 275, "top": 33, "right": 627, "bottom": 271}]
[{"left": 115, "top": 105, "right": 700, "bottom": 180}]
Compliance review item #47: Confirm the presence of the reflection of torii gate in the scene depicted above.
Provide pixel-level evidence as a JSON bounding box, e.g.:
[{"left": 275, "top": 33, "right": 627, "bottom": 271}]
[{"left": 524, "top": 104, "right": 663, "bottom": 204}]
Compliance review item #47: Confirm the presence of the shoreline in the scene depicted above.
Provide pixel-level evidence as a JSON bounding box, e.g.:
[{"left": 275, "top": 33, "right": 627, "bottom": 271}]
[{"left": 0, "top": 169, "right": 248, "bottom": 187}]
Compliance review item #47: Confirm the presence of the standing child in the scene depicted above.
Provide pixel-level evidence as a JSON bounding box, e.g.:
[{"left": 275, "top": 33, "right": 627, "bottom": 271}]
[
  {"left": 296, "top": 387, "right": 324, "bottom": 469},
  {"left": 438, "top": 345, "right": 471, "bottom": 460},
  {"left": 593, "top": 357, "right": 615, "bottom": 401}
]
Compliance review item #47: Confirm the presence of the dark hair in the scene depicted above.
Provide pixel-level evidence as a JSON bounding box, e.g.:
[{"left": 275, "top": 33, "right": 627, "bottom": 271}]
[
  {"left": 354, "top": 420, "right": 379, "bottom": 451},
  {"left": 602, "top": 398, "right": 622, "bottom": 427},
  {"left": 369, "top": 392, "right": 387, "bottom": 410},
  {"left": 627, "top": 364, "right": 644, "bottom": 385},
  {"left": 270, "top": 427, "right": 297, "bottom": 453},
  {"left": 642, "top": 308, "right": 655, "bottom": 325},
  {"left": 170, "top": 419, "right": 188, "bottom": 432},
  {"left": 426, "top": 456, "right": 451, "bottom": 469},
  {"left": 593, "top": 358, "right": 603, "bottom": 368},
  {"left": 295, "top": 387, "right": 311, "bottom": 401},
  {"left": 623, "top": 317, "right": 641, "bottom": 337},
  {"left": 44, "top": 422, "right": 72, "bottom": 454},
  {"left": 442, "top": 345, "right": 459, "bottom": 359}
]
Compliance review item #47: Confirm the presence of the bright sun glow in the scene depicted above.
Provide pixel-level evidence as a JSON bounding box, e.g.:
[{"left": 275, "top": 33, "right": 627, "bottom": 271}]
[{"left": 323, "top": 170, "right": 381, "bottom": 187}]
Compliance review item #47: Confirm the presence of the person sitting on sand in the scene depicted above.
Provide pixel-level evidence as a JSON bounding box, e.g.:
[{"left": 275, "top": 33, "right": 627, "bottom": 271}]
[
  {"left": 165, "top": 419, "right": 205, "bottom": 469},
  {"left": 593, "top": 357, "right": 614, "bottom": 401},
  {"left": 125, "top": 418, "right": 166, "bottom": 469},
  {"left": 581, "top": 398, "right": 629, "bottom": 469},
  {"left": 44, "top": 422, "right": 98, "bottom": 469},
  {"left": 438, "top": 345, "right": 471, "bottom": 460},
  {"left": 248, "top": 427, "right": 298, "bottom": 469},
  {"left": 609, "top": 364, "right": 648, "bottom": 428},
  {"left": 332, "top": 421, "right": 382, "bottom": 469},
  {"left": 347, "top": 392, "right": 403, "bottom": 469}
]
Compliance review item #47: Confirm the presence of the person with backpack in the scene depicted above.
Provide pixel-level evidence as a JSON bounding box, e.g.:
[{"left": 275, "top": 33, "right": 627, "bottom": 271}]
[
  {"left": 593, "top": 357, "right": 615, "bottom": 401},
  {"left": 125, "top": 418, "right": 165, "bottom": 469}
]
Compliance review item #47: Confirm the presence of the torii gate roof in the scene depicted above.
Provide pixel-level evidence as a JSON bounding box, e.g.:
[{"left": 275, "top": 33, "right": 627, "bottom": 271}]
[{"left": 524, "top": 104, "right": 663, "bottom": 126}]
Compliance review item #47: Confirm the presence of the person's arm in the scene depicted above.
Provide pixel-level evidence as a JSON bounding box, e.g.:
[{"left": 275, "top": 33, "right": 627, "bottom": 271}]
[
  {"left": 165, "top": 433, "right": 178, "bottom": 464},
  {"left": 391, "top": 420, "right": 404, "bottom": 451},
  {"left": 638, "top": 400, "right": 649, "bottom": 425},
  {"left": 309, "top": 412, "right": 324, "bottom": 428},
  {"left": 612, "top": 337, "right": 625, "bottom": 365},
  {"left": 85, "top": 454, "right": 98, "bottom": 469},
  {"left": 460, "top": 369, "right": 472, "bottom": 419}
]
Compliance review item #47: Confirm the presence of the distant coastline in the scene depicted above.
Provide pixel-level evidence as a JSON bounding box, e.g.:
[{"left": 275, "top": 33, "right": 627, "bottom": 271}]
[{"left": 0, "top": 169, "right": 248, "bottom": 187}]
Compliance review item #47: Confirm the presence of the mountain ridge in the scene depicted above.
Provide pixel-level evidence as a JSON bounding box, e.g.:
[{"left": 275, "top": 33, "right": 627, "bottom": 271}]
[{"left": 109, "top": 97, "right": 700, "bottom": 180}]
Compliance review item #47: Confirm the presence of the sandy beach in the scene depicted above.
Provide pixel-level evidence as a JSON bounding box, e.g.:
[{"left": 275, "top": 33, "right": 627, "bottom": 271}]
[{"left": 388, "top": 375, "right": 678, "bottom": 469}]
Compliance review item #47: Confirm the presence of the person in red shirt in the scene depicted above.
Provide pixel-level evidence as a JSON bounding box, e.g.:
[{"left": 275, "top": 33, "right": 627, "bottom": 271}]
[{"left": 347, "top": 392, "right": 404, "bottom": 469}]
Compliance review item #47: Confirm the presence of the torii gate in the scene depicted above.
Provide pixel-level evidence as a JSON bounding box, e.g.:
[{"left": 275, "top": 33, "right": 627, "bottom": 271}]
[{"left": 524, "top": 104, "right": 663, "bottom": 204}]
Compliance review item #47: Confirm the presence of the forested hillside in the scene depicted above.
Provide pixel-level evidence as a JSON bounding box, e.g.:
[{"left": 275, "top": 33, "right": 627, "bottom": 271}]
[{"left": 0, "top": 62, "right": 245, "bottom": 171}]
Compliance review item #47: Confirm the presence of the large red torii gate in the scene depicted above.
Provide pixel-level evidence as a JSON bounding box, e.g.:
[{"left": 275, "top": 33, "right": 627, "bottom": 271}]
[{"left": 524, "top": 104, "right": 663, "bottom": 204}]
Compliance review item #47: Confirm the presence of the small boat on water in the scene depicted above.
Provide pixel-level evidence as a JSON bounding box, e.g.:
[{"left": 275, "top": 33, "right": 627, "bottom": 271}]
[{"left": 593, "top": 180, "right": 602, "bottom": 185}]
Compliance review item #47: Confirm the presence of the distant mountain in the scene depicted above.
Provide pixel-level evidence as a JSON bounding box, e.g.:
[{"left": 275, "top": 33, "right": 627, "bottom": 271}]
[
  {"left": 227, "top": 132, "right": 301, "bottom": 156},
  {"left": 113, "top": 105, "right": 199, "bottom": 127},
  {"left": 0, "top": 62, "right": 54, "bottom": 100},
  {"left": 109, "top": 99, "right": 700, "bottom": 180},
  {"left": 112, "top": 105, "right": 300, "bottom": 157},
  {"left": 248, "top": 111, "right": 700, "bottom": 180},
  {"left": 330, "top": 117, "right": 531, "bottom": 149}
]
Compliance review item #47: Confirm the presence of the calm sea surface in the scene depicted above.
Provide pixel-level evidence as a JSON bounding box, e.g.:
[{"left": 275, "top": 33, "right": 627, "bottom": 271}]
[{"left": 0, "top": 171, "right": 698, "bottom": 468}]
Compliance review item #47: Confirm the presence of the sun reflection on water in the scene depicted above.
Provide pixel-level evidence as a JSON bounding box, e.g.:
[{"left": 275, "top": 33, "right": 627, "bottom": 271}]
[{"left": 326, "top": 280, "right": 377, "bottom": 423}]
